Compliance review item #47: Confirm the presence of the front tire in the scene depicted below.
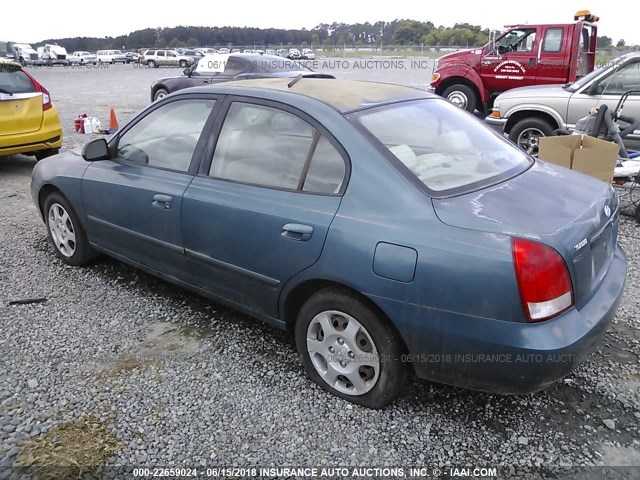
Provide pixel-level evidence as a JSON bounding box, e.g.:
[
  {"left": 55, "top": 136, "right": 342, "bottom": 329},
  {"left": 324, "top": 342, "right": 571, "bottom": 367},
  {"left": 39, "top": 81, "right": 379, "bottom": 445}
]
[
  {"left": 179, "top": 60, "right": 188, "bottom": 68},
  {"left": 509, "top": 118, "right": 554, "bottom": 157},
  {"left": 442, "top": 84, "right": 477, "bottom": 113},
  {"left": 295, "top": 288, "right": 407, "bottom": 409},
  {"left": 44, "top": 193, "right": 96, "bottom": 266}
]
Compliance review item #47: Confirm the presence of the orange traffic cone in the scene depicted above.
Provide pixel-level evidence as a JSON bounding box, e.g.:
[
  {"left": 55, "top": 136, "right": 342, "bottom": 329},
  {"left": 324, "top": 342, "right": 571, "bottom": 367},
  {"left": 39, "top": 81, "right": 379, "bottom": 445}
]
[{"left": 108, "top": 108, "right": 119, "bottom": 134}]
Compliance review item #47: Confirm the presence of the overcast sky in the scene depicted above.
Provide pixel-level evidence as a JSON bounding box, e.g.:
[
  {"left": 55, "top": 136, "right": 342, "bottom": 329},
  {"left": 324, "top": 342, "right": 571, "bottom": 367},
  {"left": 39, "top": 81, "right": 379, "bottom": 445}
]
[{"left": 6, "top": 0, "right": 640, "bottom": 46}]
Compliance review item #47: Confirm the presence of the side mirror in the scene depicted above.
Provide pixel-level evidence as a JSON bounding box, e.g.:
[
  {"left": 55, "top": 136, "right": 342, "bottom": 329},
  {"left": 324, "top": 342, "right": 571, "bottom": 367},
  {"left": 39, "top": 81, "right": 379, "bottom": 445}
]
[
  {"left": 183, "top": 67, "right": 191, "bottom": 76},
  {"left": 81, "top": 138, "right": 110, "bottom": 161}
]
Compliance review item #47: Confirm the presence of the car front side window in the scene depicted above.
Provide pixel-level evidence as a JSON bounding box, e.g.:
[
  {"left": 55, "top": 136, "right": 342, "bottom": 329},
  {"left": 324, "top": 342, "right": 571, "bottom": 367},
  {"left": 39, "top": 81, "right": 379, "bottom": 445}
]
[
  {"left": 117, "top": 99, "right": 216, "bottom": 172},
  {"left": 209, "top": 102, "right": 345, "bottom": 193},
  {"left": 599, "top": 60, "right": 640, "bottom": 95}
]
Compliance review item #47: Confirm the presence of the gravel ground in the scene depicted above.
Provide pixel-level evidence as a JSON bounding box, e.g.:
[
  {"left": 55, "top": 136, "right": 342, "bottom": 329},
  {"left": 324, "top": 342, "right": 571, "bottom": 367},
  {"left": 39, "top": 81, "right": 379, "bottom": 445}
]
[{"left": 0, "top": 63, "right": 639, "bottom": 479}]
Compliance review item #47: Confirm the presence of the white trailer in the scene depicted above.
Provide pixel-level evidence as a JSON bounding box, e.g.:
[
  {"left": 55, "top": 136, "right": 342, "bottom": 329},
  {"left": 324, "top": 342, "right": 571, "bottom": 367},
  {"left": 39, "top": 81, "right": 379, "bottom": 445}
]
[{"left": 37, "top": 44, "right": 69, "bottom": 66}]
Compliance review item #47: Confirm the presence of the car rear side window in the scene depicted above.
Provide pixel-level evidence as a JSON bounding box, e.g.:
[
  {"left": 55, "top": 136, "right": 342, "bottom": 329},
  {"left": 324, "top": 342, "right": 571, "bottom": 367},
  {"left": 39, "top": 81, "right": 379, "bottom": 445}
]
[
  {"left": 0, "top": 66, "right": 36, "bottom": 93},
  {"left": 210, "top": 102, "right": 345, "bottom": 194},
  {"left": 303, "top": 136, "right": 345, "bottom": 194},
  {"left": 543, "top": 28, "right": 564, "bottom": 52},
  {"left": 223, "top": 58, "right": 248, "bottom": 76},
  {"left": 116, "top": 99, "right": 216, "bottom": 172}
]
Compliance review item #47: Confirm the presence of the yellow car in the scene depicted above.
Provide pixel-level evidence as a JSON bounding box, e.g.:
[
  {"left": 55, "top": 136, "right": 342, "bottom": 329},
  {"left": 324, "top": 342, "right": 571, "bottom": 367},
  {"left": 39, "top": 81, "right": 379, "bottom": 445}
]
[{"left": 0, "top": 59, "right": 62, "bottom": 160}]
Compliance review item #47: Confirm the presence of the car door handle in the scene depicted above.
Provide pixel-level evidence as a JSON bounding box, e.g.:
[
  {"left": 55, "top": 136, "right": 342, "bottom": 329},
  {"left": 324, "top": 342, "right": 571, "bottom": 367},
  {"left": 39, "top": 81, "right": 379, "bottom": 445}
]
[
  {"left": 152, "top": 194, "right": 173, "bottom": 209},
  {"left": 528, "top": 58, "right": 537, "bottom": 68},
  {"left": 282, "top": 223, "right": 313, "bottom": 241}
]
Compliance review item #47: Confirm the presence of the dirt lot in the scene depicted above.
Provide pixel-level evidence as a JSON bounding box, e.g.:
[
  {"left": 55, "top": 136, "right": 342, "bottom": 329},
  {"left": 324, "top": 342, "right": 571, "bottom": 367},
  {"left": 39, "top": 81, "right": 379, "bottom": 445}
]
[{"left": 0, "top": 62, "right": 639, "bottom": 479}]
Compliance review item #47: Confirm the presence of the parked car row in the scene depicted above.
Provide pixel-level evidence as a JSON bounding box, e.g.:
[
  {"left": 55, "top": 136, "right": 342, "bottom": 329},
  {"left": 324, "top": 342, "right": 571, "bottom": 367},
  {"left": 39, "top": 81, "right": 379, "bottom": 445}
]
[{"left": 4, "top": 38, "right": 630, "bottom": 410}]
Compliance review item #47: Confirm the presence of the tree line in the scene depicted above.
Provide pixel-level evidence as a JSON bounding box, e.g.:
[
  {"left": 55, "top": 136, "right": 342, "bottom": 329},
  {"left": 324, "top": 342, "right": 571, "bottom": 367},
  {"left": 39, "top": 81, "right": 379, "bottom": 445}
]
[{"left": 34, "top": 20, "right": 630, "bottom": 52}]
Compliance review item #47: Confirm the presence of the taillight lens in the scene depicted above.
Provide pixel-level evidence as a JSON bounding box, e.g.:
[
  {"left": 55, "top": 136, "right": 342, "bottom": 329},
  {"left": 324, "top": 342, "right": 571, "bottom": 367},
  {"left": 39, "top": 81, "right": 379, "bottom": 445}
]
[
  {"left": 22, "top": 69, "right": 52, "bottom": 111},
  {"left": 512, "top": 238, "right": 574, "bottom": 322},
  {"left": 38, "top": 85, "right": 53, "bottom": 111}
]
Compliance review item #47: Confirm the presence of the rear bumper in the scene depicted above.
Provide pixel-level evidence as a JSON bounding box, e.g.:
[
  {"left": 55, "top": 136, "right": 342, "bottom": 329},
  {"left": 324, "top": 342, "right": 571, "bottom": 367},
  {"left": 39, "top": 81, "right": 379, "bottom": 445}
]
[
  {"left": 0, "top": 107, "right": 63, "bottom": 156},
  {"left": 369, "top": 245, "right": 627, "bottom": 394}
]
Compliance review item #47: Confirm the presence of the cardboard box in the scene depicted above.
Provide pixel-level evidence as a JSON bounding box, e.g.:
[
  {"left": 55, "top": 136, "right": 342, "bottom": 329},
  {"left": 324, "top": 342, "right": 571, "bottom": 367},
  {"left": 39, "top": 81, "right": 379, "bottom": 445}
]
[{"left": 538, "top": 135, "right": 619, "bottom": 183}]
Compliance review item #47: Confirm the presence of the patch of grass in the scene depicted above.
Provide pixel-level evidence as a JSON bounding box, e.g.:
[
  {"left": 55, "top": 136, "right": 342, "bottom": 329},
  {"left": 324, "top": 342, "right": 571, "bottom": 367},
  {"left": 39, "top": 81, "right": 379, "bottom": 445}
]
[
  {"left": 15, "top": 415, "right": 119, "bottom": 480},
  {"left": 97, "top": 354, "right": 162, "bottom": 379}
]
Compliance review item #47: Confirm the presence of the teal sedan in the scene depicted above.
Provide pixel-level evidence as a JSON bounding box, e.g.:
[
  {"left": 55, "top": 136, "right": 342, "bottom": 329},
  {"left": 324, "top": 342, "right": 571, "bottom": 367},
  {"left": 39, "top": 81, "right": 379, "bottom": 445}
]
[{"left": 31, "top": 79, "right": 626, "bottom": 408}]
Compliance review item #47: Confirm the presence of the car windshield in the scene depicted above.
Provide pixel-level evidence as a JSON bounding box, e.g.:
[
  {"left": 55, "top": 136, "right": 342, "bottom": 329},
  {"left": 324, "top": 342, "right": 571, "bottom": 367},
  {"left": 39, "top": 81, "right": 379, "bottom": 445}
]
[
  {"left": 565, "top": 55, "right": 628, "bottom": 92},
  {"left": 351, "top": 99, "right": 532, "bottom": 196}
]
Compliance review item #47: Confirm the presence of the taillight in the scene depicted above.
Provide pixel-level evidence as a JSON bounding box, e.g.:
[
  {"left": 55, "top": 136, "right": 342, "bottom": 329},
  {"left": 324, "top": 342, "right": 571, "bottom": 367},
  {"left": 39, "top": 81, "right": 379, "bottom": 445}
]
[
  {"left": 512, "top": 238, "right": 574, "bottom": 322},
  {"left": 37, "top": 84, "right": 53, "bottom": 111},
  {"left": 22, "top": 69, "right": 52, "bottom": 111}
]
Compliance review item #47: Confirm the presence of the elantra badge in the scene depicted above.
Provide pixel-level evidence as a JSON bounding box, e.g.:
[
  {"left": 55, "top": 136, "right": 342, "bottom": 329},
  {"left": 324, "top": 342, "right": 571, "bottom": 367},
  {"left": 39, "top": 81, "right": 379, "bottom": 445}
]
[{"left": 604, "top": 205, "right": 611, "bottom": 218}]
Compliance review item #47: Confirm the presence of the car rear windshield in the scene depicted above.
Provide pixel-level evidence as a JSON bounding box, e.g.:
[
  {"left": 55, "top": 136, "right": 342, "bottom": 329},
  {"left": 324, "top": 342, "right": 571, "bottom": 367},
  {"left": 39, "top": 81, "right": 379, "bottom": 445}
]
[
  {"left": 0, "top": 65, "right": 36, "bottom": 94},
  {"left": 351, "top": 99, "right": 532, "bottom": 197}
]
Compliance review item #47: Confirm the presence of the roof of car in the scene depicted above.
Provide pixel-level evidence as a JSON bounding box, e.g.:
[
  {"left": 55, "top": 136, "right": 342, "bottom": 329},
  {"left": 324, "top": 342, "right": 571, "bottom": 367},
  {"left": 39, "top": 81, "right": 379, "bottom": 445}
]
[
  {"left": 0, "top": 58, "right": 22, "bottom": 69},
  {"left": 215, "top": 78, "right": 432, "bottom": 112}
]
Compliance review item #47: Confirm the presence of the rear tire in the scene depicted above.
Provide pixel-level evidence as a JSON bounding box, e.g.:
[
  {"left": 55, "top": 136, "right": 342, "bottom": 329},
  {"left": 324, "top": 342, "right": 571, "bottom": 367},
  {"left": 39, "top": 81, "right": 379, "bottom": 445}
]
[
  {"left": 153, "top": 88, "right": 169, "bottom": 101},
  {"left": 147, "top": 60, "right": 156, "bottom": 68},
  {"left": 179, "top": 60, "right": 188, "bottom": 68},
  {"left": 35, "top": 148, "right": 59, "bottom": 161},
  {"left": 44, "top": 192, "right": 96, "bottom": 266},
  {"left": 442, "top": 84, "right": 477, "bottom": 112},
  {"left": 295, "top": 288, "right": 407, "bottom": 409},
  {"left": 509, "top": 118, "right": 554, "bottom": 157}
]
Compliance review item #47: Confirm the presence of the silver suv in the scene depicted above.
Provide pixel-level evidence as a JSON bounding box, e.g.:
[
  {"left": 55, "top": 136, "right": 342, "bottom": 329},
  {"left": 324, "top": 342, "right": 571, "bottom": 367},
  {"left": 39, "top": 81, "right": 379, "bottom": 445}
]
[{"left": 142, "top": 49, "right": 195, "bottom": 68}]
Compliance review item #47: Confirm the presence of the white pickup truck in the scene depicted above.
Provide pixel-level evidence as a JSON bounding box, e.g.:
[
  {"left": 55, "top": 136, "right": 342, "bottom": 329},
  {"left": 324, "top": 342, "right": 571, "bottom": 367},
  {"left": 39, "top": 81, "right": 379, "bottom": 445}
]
[{"left": 68, "top": 51, "right": 97, "bottom": 65}]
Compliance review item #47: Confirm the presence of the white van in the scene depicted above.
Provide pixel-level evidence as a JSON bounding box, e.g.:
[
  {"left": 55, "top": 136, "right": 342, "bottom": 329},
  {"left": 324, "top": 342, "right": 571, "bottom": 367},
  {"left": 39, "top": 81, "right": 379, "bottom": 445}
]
[{"left": 96, "top": 50, "right": 127, "bottom": 64}]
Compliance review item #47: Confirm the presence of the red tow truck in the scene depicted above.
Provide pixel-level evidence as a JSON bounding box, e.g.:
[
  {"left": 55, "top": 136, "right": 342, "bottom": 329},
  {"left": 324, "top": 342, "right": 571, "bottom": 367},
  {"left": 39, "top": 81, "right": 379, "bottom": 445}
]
[{"left": 428, "top": 11, "right": 599, "bottom": 113}]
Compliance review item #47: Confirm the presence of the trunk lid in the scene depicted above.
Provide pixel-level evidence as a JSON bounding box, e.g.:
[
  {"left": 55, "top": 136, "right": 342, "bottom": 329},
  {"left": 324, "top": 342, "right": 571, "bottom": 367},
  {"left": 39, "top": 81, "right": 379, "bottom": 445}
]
[
  {"left": 433, "top": 160, "right": 619, "bottom": 308},
  {"left": 0, "top": 92, "right": 43, "bottom": 135}
]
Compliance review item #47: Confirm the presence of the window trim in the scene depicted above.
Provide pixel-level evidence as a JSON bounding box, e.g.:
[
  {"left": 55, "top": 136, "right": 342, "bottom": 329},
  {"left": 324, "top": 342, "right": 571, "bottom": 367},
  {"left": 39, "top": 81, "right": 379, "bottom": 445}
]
[
  {"left": 198, "top": 95, "right": 351, "bottom": 196},
  {"left": 107, "top": 93, "right": 223, "bottom": 175}
]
